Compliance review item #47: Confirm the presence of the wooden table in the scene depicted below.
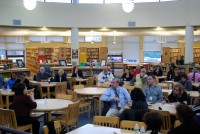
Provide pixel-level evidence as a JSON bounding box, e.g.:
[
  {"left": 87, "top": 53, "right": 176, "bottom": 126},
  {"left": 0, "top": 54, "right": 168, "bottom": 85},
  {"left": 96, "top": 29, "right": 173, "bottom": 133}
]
[
  {"left": 0, "top": 89, "right": 15, "bottom": 109},
  {"left": 34, "top": 99, "right": 73, "bottom": 122},
  {"left": 30, "top": 81, "right": 57, "bottom": 98},
  {"left": 148, "top": 103, "right": 176, "bottom": 115},
  {"left": 67, "top": 124, "right": 133, "bottom": 134},
  {"left": 74, "top": 87, "right": 107, "bottom": 115}
]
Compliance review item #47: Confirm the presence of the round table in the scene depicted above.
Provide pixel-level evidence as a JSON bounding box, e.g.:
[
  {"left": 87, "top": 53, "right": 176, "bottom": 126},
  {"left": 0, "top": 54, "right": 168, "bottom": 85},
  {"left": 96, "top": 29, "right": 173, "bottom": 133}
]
[{"left": 34, "top": 99, "right": 73, "bottom": 121}]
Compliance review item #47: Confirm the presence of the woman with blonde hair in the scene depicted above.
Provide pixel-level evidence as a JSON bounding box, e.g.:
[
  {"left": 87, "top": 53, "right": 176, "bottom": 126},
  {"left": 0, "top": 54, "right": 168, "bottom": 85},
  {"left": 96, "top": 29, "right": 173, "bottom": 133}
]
[{"left": 168, "top": 83, "right": 188, "bottom": 104}]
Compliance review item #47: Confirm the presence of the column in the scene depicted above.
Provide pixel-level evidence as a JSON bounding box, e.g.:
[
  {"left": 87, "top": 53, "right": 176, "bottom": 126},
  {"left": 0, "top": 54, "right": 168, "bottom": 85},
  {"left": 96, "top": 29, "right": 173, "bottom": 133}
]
[
  {"left": 185, "top": 25, "right": 194, "bottom": 64},
  {"left": 72, "top": 0, "right": 78, "bottom": 4},
  {"left": 71, "top": 27, "right": 79, "bottom": 66},
  {"left": 139, "top": 36, "right": 144, "bottom": 62}
]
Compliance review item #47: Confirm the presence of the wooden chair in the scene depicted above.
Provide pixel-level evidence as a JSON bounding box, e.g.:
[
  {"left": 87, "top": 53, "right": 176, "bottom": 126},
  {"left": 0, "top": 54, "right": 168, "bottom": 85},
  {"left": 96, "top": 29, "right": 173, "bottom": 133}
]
[
  {"left": 52, "top": 82, "right": 67, "bottom": 97},
  {"left": 99, "top": 82, "right": 110, "bottom": 88},
  {"left": 160, "top": 129, "right": 169, "bottom": 134},
  {"left": 93, "top": 116, "right": 120, "bottom": 128},
  {"left": 158, "top": 83, "right": 169, "bottom": 90},
  {"left": 24, "top": 88, "right": 34, "bottom": 95},
  {"left": 58, "top": 102, "right": 80, "bottom": 132},
  {"left": 34, "top": 83, "right": 47, "bottom": 99},
  {"left": 43, "top": 121, "right": 61, "bottom": 134},
  {"left": 122, "top": 85, "right": 134, "bottom": 93},
  {"left": 120, "top": 120, "right": 145, "bottom": 131},
  {"left": 0, "top": 94, "right": 3, "bottom": 108},
  {"left": 86, "top": 76, "right": 95, "bottom": 87},
  {"left": 0, "top": 109, "right": 32, "bottom": 133},
  {"left": 174, "top": 120, "right": 181, "bottom": 128},
  {"left": 68, "top": 91, "right": 90, "bottom": 118},
  {"left": 163, "top": 92, "right": 169, "bottom": 98},
  {"left": 68, "top": 77, "right": 76, "bottom": 90},
  {"left": 73, "top": 84, "right": 84, "bottom": 90}
]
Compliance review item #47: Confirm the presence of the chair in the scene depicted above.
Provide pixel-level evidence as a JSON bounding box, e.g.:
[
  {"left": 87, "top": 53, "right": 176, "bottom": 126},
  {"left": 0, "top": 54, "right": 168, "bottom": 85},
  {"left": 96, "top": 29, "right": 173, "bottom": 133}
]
[
  {"left": 163, "top": 92, "right": 169, "bottom": 98},
  {"left": 24, "top": 88, "right": 34, "bottom": 95},
  {"left": 73, "top": 84, "right": 84, "bottom": 90},
  {"left": 120, "top": 120, "right": 145, "bottom": 131},
  {"left": 86, "top": 76, "right": 95, "bottom": 87},
  {"left": 122, "top": 85, "right": 134, "bottom": 93},
  {"left": 0, "top": 109, "right": 32, "bottom": 133},
  {"left": 152, "top": 110, "right": 171, "bottom": 130},
  {"left": 56, "top": 94, "right": 74, "bottom": 101},
  {"left": 33, "top": 83, "right": 47, "bottom": 99},
  {"left": 93, "top": 116, "right": 120, "bottom": 128},
  {"left": 99, "top": 82, "right": 110, "bottom": 88},
  {"left": 0, "top": 94, "right": 3, "bottom": 108},
  {"left": 174, "top": 120, "right": 181, "bottom": 128},
  {"left": 158, "top": 83, "right": 169, "bottom": 90},
  {"left": 43, "top": 121, "right": 61, "bottom": 134},
  {"left": 58, "top": 102, "right": 80, "bottom": 132},
  {"left": 52, "top": 82, "right": 67, "bottom": 97},
  {"left": 68, "top": 91, "right": 90, "bottom": 118},
  {"left": 68, "top": 77, "right": 76, "bottom": 90}
]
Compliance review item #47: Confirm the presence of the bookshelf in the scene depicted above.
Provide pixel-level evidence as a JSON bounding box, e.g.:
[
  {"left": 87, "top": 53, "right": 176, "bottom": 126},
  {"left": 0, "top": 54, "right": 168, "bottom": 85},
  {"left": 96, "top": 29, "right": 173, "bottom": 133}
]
[
  {"left": 0, "top": 60, "right": 13, "bottom": 66},
  {"left": 87, "top": 48, "right": 99, "bottom": 62},
  {"left": 52, "top": 48, "right": 59, "bottom": 63},
  {"left": 193, "top": 47, "right": 200, "bottom": 63},
  {"left": 26, "top": 48, "right": 39, "bottom": 75},
  {"left": 170, "top": 48, "right": 181, "bottom": 63},
  {"left": 66, "top": 48, "right": 71, "bottom": 63}
]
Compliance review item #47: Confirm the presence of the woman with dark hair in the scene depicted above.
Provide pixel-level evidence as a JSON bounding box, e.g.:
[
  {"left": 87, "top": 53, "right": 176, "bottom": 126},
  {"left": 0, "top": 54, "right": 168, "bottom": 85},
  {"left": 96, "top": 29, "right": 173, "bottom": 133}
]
[
  {"left": 168, "top": 104, "right": 200, "bottom": 134},
  {"left": 174, "top": 68, "right": 181, "bottom": 82},
  {"left": 121, "top": 68, "right": 133, "bottom": 81},
  {"left": 168, "top": 83, "right": 188, "bottom": 104},
  {"left": 4, "top": 72, "right": 17, "bottom": 89},
  {"left": 71, "top": 66, "right": 84, "bottom": 78},
  {"left": 12, "top": 83, "right": 40, "bottom": 134},
  {"left": 178, "top": 73, "right": 192, "bottom": 91},
  {"left": 143, "top": 111, "right": 163, "bottom": 134},
  {"left": 120, "top": 88, "right": 148, "bottom": 121},
  {"left": 167, "top": 66, "right": 175, "bottom": 81}
]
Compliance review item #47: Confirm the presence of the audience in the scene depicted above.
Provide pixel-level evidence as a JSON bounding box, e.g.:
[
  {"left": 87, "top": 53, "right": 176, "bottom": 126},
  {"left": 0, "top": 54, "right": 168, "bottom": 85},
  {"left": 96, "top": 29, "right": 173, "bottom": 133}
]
[
  {"left": 71, "top": 66, "right": 84, "bottom": 79},
  {"left": 54, "top": 69, "right": 70, "bottom": 90},
  {"left": 179, "top": 73, "right": 192, "bottom": 91},
  {"left": 188, "top": 68, "right": 200, "bottom": 83},
  {"left": 174, "top": 68, "right": 181, "bottom": 82},
  {"left": 168, "top": 83, "right": 188, "bottom": 104},
  {"left": 153, "top": 65, "right": 163, "bottom": 76},
  {"left": 36, "top": 67, "right": 51, "bottom": 82},
  {"left": 12, "top": 83, "right": 40, "bottom": 134},
  {"left": 143, "top": 111, "right": 163, "bottom": 134},
  {"left": 130, "top": 68, "right": 148, "bottom": 89},
  {"left": 121, "top": 68, "right": 133, "bottom": 81},
  {"left": 98, "top": 66, "right": 114, "bottom": 83},
  {"left": 168, "top": 104, "right": 200, "bottom": 134},
  {"left": 4, "top": 72, "right": 17, "bottom": 89},
  {"left": 143, "top": 75, "right": 163, "bottom": 103},
  {"left": 120, "top": 88, "right": 148, "bottom": 121},
  {"left": 147, "top": 66, "right": 155, "bottom": 76},
  {"left": 132, "top": 65, "right": 141, "bottom": 77},
  {"left": 100, "top": 78, "right": 132, "bottom": 117}
]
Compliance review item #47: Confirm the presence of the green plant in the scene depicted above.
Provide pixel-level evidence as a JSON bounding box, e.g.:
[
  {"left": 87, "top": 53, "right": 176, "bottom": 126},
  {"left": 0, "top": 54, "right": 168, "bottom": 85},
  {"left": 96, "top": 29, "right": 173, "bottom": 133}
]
[{"left": 180, "top": 55, "right": 184, "bottom": 60}]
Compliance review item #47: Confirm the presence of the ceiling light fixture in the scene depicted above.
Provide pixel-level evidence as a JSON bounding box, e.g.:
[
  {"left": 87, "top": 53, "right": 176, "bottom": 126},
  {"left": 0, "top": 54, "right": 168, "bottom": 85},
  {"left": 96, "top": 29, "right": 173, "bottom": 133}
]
[
  {"left": 23, "top": 0, "right": 37, "bottom": 10},
  {"left": 122, "top": 0, "right": 135, "bottom": 13}
]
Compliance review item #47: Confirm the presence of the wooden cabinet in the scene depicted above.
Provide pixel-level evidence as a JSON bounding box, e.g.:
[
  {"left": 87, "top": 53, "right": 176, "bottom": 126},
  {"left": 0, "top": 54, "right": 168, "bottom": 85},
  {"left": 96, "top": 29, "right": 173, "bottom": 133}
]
[
  {"left": 66, "top": 48, "right": 71, "bottom": 63},
  {"left": 45, "top": 48, "right": 52, "bottom": 62},
  {"left": 99, "top": 47, "right": 108, "bottom": 60},
  {"left": 52, "top": 48, "right": 59, "bottom": 62},
  {"left": 162, "top": 47, "right": 182, "bottom": 64},
  {"left": 162, "top": 47, "right": 170, "bottom": 63},
  {"left": 193, "top": 47, "right": 200, "bottom": 63}
]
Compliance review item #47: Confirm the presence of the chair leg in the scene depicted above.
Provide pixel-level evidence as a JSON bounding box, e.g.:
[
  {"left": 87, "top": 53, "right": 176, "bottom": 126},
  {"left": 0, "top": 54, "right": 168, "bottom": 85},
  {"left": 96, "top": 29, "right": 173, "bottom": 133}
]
[{"left": 88, "top": 106, "right": 90, "bottom": 118}]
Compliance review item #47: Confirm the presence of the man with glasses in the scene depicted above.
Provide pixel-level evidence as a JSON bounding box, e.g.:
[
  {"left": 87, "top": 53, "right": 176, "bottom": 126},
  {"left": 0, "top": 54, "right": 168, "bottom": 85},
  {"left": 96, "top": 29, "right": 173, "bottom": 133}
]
[
  {"left": 100, "top": 78, "right": 132, "bottom": 117},
  {"left": 98, "top": 66, "right": 114, "bottom": 83},
  {"left": 143, "top": 75, "right": 163, "bottom": 103}
]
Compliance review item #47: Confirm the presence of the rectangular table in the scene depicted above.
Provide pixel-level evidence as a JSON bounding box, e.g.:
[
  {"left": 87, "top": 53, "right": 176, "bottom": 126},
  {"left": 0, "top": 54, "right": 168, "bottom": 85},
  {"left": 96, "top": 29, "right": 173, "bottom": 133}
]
[{"left": 67, "top": 124, "right": 133, "bottom": 134}]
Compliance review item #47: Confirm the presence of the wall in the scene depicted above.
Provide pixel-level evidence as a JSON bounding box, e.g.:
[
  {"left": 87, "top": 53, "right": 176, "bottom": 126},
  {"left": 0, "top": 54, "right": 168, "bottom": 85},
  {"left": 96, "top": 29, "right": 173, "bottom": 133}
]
[{"left": 0, "top": 0, "right": 200, "bottom": 28}]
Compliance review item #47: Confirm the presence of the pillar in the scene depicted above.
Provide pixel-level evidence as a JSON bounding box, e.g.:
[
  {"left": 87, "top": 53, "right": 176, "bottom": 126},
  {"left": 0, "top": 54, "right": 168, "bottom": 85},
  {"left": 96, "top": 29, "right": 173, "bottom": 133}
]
[
  {"left": 71, "top": 27, "right": 79, "bottom": 66},
  {"left": 185, "top": 25, "right": 194, "bottom": 64}
]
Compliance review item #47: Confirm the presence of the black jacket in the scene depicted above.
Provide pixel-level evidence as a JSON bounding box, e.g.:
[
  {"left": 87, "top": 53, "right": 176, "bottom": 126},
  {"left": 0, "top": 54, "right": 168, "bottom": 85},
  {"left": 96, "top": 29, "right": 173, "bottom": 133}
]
[
  {"left": 54, "top": 73, "right": 70, "bottom": 90},
  {"left": 71, "top": 70, "right": 84, "bottom": 79}
]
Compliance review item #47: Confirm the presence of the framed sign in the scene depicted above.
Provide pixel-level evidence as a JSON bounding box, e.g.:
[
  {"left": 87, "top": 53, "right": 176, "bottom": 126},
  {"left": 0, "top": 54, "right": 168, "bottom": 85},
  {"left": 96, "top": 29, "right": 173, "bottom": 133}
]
[
  {"left": 72, "top": 49, "right": 78, "bottom": 59},
  {"left": 58, "top": 60, "right": 67, "bottom": 66},
  {"left": 16, "top": 59, "right": 25, "bottom": 68}
]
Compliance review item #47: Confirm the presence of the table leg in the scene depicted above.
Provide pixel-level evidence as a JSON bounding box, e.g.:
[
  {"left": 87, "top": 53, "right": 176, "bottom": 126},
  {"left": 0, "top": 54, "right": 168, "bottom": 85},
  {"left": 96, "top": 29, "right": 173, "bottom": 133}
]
[
  {"left": 6, "top": 96, "right": 9, "bottom": 109},
  {"left": 48, "top": 112, "right": 51, "bottom": 122},
  {"left": 98, "top": 99, "right": 101, "bottom": 116},
  {"left": 47, "top": 87, "right": 50, "bottom": 98}
]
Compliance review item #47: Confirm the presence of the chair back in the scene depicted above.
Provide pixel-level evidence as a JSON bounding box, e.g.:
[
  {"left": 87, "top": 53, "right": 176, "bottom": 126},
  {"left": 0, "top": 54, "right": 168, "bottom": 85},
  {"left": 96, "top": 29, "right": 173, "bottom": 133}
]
[
  {"left": 43, "top": 121, "right": 61, "bottom": 134},
  {"left": 158, "top": 83, "right": 169, "bottom": 90},
  {"left": 120, "top": 120, "right": 145, "bottom": 131},
  {"left": 68, "top": 91, "right": 78, "bottom": 102},
  {"left": 0, "top": 94, "right": 3, "bottom": 108},
  {"left": 56, "top": 94, "right": 73, "bottom": 101},
  {"left": 32, "top": 82, "right": 46, "bottom": 99},
  {"left": 93, "top": 116, "right": 120, "bottom": 128},
  {"left": 174, "top": 120, "right": 181, "bottom": 128},
  {"left": 122, "top": 85, "right": 134, "bottom": 93},
  {"left": 73, "top": 84, "right": 84, "bottom": 90},
  {"left": 42, "top": 66, "right": 51, "bottom": 74},
  {"left": 55, "top": 82, "right": 67, "bottom": 95},
  {"left": 64, "top": 102, "right": 80, "bottom": 126},
  {"left": 155, "top": 110, "right": 171, "bottom": 130},
  {"left": 68, "top": 78, "right": 76, "bottom": 90},
  {"left": 99, "top": 83, "right": 110, "bottom": 88},
  {"left": 0, "top": 109, "right": 18, "bottom": 129},
  {"left": 86, "top": 77, "right": 95, "bottom": 87}
]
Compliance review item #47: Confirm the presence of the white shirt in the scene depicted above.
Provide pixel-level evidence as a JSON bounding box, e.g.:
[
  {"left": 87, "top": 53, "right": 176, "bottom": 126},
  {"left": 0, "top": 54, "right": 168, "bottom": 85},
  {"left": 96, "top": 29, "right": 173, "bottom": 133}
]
[{"left": 98, "top": 71, "right": 114, "bottom": 83}]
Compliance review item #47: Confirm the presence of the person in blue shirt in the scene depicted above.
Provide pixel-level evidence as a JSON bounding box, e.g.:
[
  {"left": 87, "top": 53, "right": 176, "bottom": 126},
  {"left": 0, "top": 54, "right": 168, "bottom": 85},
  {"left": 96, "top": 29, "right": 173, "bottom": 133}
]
[
  {"left": 143, "top": 75, "right": 163, "bottom": 103},
  {"left": 0, "top": 75, "right": 3, "bottom": 87},
  {"left": 4, "top": 72, "right": 17, "bottom": 89},
  {"left": 100, "top": 78, "right": 132, "bottom": 117}
]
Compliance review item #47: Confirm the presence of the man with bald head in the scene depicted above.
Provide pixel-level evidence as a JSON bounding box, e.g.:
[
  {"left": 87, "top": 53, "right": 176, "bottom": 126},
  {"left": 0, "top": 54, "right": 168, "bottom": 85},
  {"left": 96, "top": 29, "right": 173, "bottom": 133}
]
[
  {"left": 98, "top": 66, "right": 114, "bottom": 83},
  {"left": 36, "top": 67, "right": 51, "bottom": 82}
]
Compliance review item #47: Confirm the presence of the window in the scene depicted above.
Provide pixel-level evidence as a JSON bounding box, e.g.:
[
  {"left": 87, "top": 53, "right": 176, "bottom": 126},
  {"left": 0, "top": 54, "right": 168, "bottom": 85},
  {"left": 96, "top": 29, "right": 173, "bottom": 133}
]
[
  {"left": 79, "top": 0, "right": 103, "bottom": 4},
  {"left": 6, "top": 50, "right": 24, "bottom": 63},
  {"left": 144, "top": 51, "right": 161, "bottom": 62},
  {"left": 38, "top": 0, "right": 71, "bottom": 3},
  {"left": 85, "top": 36, "right": 102, "bottom": 42}
]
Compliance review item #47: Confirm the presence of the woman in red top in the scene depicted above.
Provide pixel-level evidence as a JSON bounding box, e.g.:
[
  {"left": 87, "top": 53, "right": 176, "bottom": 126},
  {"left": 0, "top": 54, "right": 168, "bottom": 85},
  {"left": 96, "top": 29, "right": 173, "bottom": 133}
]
[
  {"left": 12, "top": 83, "right": 40, "bottom": 134},
  {"left": 132, "top": 65, "right": 141, "bottom": 77}
]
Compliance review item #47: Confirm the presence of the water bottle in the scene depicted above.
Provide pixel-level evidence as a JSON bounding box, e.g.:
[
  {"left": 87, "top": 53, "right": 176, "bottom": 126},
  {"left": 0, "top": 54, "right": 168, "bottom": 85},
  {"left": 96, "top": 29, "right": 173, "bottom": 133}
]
[
  {"left": 140, "top": 126, "right": 145, "bottom": 134},
  {"left": 7, "top": 84, "right": 11, "bottom": 92},
  {"left": 134, "top": 124, "right": 140, "bottom": 134},
  {"left": 169, "top": 83, "right": 172, "bottom": 90}
]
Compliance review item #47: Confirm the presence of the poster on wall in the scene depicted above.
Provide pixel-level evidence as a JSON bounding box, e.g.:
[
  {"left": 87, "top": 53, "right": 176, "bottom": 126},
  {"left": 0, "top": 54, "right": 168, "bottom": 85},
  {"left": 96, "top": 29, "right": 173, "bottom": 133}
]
[{"left": 72, "top": 49, "right": 78, "bottom": 59}]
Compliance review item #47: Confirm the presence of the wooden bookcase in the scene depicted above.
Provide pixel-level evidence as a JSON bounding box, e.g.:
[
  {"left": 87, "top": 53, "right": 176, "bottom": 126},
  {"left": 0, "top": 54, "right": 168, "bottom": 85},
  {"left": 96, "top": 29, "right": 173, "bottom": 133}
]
[
  {"left": 87, "top": 48, "right": 99, "bottom": 62},
  {"left": 26, "top": 48, "right": 39, "bottom": 75},
  {"left": 162, "top": 47, "right": 181, "bottom": 64},
  {"left": 66, "top": 48, "right": 71, "bottom": 63},
  {"left": 99, "top": 47, "right": 108, "bottom": 60},
  {"left": 193, "top": 47, "right": 200, "bottom": 63},
  {"left": 52, "top": 48, "right": 59, "bottom": 63},
  {"left": 45, "top": 48, "right": 52, "bottom": 62},
  {"left": 0, "top": 60, "right": 13, "bottom": 66}
]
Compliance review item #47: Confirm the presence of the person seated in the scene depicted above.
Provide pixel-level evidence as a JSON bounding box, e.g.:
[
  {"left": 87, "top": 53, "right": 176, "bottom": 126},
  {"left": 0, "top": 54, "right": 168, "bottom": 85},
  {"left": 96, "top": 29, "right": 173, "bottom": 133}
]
[
  {"left": 100, "top": 78, "right": 132, "bottom": 117},
  {"left": 174, "top": 68, "right": 181, "bottom": 82},
  {"left": 168, "top": 83, "right": 188, "bottom": 104},
  {"left": 0, "top": 75, "right": 2, "bottom": 87},
  {"left": 179, "top": 73, "right": 192, "bottom": 91},
  {"left": 168, "top": 104, "right": 200, "bottom": 134},
  {"left": 146, "top": 66, "right": 155, "bottom": 76},
  {"left": 4, "top": 72, "right": 17, "bottom": 89},
  {"left": 188, "top": 68, "right": 200, "bottom": 83},
  {"left": 36, "top": 67, "right": 51, "bottom": 82},
  {"left": 98, "top": 66, "right": 114, "bottom": 83},
  {"left": 167, "top": 66, "right": 175, "bottom": 81},
  {"left": 132, "top": 65, "right": 141, "bottom": 77},
  {"left": 71, "top": 66, "right": 84, "bottom": 79},
  {"left": 191, "top": 96, "right": 200, "bottom": 122},
  {"left": 120, "top": 88, "right": 148, "bottom": 121},
  {"left": 54, "top": 69, "right": 70, "bottom": 90},
  {"left": 130, "top": 68, "right": 148, "bottom": 89},
  {"left": 143, "top": 111, "right": 163, "bottom": 134},
  {"left": 153, "top": 65, "right": 163, "bottom": 76},
  {"left": 121, "top": 68, "right": 133, "bottom": 81},
  {"left": 12, "top": 83, "right": 40, "bottom": 134},
  {"left": 143, "top": 75, "right": 163, "bottom": 103}
]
